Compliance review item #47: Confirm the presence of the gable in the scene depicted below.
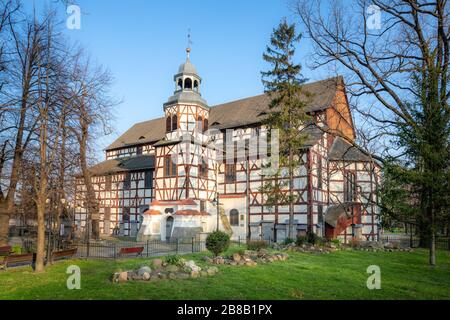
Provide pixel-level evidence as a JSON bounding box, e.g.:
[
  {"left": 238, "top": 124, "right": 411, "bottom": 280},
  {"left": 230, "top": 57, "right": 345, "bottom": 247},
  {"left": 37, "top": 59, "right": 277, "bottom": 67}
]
[{"left": 326, "top": 84, "right": 356, "bottom": 141}]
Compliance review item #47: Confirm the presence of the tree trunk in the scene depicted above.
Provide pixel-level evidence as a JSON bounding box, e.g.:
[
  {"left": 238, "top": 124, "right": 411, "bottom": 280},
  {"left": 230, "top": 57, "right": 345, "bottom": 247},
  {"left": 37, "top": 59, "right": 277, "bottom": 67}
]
[
  {"left": 79, "top": 122, "right": 99, "bottom": 240},
  {"left": 35, "top": 202, "right": 46, "bottom": 272},
  {"left": 429, "top": 207, "right": 436, "bottom": 266},
  {"left": 0, "top": 200, "right": 10, "bottom": 246},
  {"left": 288, "top": 148, "right": 294, "bottom": 239}
]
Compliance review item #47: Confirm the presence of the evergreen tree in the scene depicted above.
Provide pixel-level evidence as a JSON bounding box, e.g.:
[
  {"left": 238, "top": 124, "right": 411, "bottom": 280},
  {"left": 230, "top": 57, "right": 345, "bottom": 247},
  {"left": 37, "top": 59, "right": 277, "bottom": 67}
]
[{"left": 260, "top": 19, "right": 309, "bottom": 240}]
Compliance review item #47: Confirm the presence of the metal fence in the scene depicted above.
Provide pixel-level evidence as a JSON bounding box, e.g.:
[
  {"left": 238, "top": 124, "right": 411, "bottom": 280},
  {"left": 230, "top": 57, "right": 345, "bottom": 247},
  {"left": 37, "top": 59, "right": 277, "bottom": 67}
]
[
  {"left": 61, "top": 238, "right": 207, "bottom": 260},
  {"left": 380, "top": 234, "right": 450, "bottom": 250}
]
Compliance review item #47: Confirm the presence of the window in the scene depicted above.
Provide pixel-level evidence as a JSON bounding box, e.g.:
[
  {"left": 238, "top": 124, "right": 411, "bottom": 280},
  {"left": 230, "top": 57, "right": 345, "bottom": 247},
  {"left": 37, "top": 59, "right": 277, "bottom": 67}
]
[
  {"left": 203, "top": 118, "right": 208, "bottom": 132},
  {"left": 197, "top": 116, "right": 203, "bottom": 131},
  {"left": 318, "top": 205, "right": 323, "bottom": 224},
  {"left": 225, "top": 163, "right": 236, "bottom": 183},
  {"left": 123, "top": 173, "right": 131, "bottom": 190},
  {"left": 317, "top": 156, "right": 323, "bottom": 189},
  {"left": 105, "top": 175, "right": 112, "bottom": 191},
  {"left": 164, "top": 156, "right": 177, "bottom": 177},
  {"left": 200, "top": 200, "right": 206, "bottom": 213},
  {"left": 136, "top": 145, "right": 143, "bottom": 155},
  {"left": 198, "top": 158, "right": 208, "bottom": 178},
  {"left": 122, "top": 207, "right": 130, "bottom": 221},
  {"left": 104, "top": 207, "right": 111, "bottom": 220},
  {"left": 177, "top": 78, "right": 183, "bottom": 90},
  {"left": 171, "top": 114, "right": 178, "bottom": 131},
  {"left": 144, "top": 171, "right": 153, "bottom": 189},
  {"left": 194, "top": 80, "right": 199, "bottom": 91},
  {"left": 230, "top": 209, "right": 239, "bottom": 226},
  {"left": 344, "top": 171, "right": 356, "bottom": 202},
  {"left": 166, "top": 116, "right": 172, "bottom": 133}
]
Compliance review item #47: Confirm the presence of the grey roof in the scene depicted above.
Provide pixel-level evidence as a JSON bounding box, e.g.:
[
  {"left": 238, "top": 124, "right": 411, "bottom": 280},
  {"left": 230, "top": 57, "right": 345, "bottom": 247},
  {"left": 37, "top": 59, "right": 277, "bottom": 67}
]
[
  {"left": 164, "top": 90, "right": 208, "bottom": 108},
  {"left": 106, "top": 76, "right": 343, "bottom": 151},
  {"left": 328, "top": 137, "right": 372, "bottom": 162},
  {"left": 87, "top": 155, "right": 155, "bottom": 176},
  {"left": 324, "top": 204, "right": 352, "bottom": 227},
  {"left": 177, "top": 59, "right": 197, "bottom": 75}
]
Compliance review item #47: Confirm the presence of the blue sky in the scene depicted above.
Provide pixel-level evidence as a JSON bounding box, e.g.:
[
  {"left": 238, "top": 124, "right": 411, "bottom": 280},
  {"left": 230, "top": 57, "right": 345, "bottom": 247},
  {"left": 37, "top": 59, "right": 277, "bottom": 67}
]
[{"left": 28, "top": 0, "right": 330, "bottom": 156}]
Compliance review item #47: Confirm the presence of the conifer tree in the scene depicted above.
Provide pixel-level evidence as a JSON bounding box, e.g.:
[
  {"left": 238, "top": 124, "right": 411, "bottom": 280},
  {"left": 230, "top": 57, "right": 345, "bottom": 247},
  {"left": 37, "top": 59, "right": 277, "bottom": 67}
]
[{"left": 260, "top": 19, "right": 309, "bottom": 240}]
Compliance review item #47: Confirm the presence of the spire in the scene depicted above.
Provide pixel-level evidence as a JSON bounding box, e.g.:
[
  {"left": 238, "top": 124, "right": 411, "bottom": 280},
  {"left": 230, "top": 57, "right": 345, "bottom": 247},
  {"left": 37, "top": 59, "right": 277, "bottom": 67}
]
[{"left": 186, "top": 28, "right": 192, "bottom": 61}]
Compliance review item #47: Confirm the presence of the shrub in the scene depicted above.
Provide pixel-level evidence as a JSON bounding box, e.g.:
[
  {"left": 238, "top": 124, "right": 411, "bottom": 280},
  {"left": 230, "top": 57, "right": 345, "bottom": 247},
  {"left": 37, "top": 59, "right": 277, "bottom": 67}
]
[
  {"left": 246, "top": 240, "right": 268, "bottom": 251},
  {"left": 12, "top": 246, "right": 22, "bottom": 254},
  {"left": 296, "top": 236, "right": 308, "bottom": 246},
  {"left": 307, "top": 232, "right": 325, "bottom": 246},
  {"left": 283, "top": 237, "right": 295, "bottom": 245},
  {"left": 331, "top": 239, "right": 341, "bottom": 246},
  {"left": 164, "top": 254, "right": 184, "bottom": 266},
  {"left": 206, "top": 231, "right": 230, "bottom": 257}
]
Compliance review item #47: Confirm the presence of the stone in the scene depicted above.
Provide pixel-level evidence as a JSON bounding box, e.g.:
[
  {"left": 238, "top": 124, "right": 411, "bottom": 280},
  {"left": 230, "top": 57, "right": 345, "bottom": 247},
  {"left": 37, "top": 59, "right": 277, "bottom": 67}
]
[
  {"left": 165, "top": 265, "right": 180, "bottom": 273},
  {"left": 184, "top": 260, "right": 201, "bottom": 272},
  {"left": 168, "top": 273, "right": 177, "bottom": 280},
  {"left": 152, "top": 259, "right": 163, "bottom": 268},
  {"left": 117, "top": 271, "right": 128, "bottom": 283},
  {"left": 200, "top": 271, "right": 209, "bottom": 277},
  {"left": 232, "top": 253, "right": 241, "bottom": 262},
  {"left": 244, "top": 250, "right": 257, "bottom": 257},
  {"left": 229, "top": 261, "right": 237, "bottom": 266},
  {"left": 137, "top": 266, "right": 152, "bottom": 276},
  {"left": 202, "top": 256, "right": 213, "bottom": 263},
  {"left": 158, "top": 273, "right": 167, "bottom": 280},
  {"left": 207, "top": 267, "right": 219, "bottom": 275},
  {"left": 142, "top": 272, "right": 151, "bottom": 281},
  {"left": 177, "top": 273, "right": 190, "bottom": 280},
  {"left": 190, "top": 271, "right": 199, "bottom": 278},
  {"left": 258, "top": 249, "right": 269, "bottom": 256},
  {"left": 384, "top": 242, "right": 394, "bottom": 249}
]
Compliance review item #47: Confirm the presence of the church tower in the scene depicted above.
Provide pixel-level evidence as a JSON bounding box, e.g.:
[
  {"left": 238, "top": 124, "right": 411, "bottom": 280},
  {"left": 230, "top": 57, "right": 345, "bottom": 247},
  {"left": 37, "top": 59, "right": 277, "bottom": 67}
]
[{"left": 163, "top": 47, "right": 210, "bottom": 142}]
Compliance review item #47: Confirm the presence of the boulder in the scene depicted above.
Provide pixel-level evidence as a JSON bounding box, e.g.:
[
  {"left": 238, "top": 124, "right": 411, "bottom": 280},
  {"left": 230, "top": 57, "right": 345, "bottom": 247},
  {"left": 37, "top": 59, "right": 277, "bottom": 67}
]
[
  {"left": 137, "top": 266, "right": 152, "bottom": 277},
  {"left": 184, "top": 260, "right": 201, "bottom": 272},
  {"left": 177, "top": 273, "right": 190, "bottom": 280},
  {"left": 117, "top": 271, "right": 128, "bottom": 283},
  {"left": 168, "top": 273, "right": 177, "bottom": 280},
  {"left": 244, "top": 250, "right": 257, "bottom": 257},
  {"left": 142, "top": 272, "right": 151, "bottom": 281},
  {"left": 384, "top": 243, "right": 394, "bottom": 249},
  {"left": 232, "top": 253, "right": 241, "bottom": 262},
  {"left": 165, "top": 265, "right": 180, "bottom": 273},
  {"left": 200, "top": 271, "right": 209, "bottom": 277},
  {"left": 207, "top": 267, "right": 219, "bottom": 275},
  {"left": 190, "top": 271, "right": 199, "bottom": 278},
  {"left": 157, "top": 273, "right": 167, "bottom": 280},
  {"left": 152, "top": 259, "right": 163, "bottom": 268},
  {"left": 258, "top": 249, "right": 269, "bottom": 256}
]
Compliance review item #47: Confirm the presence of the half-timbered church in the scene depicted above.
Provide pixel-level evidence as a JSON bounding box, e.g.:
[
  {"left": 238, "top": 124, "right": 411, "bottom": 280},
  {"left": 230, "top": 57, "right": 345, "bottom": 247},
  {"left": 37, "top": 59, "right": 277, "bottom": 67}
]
[{"left": 74, "top": 48, "right": 381, "bottom": 243}]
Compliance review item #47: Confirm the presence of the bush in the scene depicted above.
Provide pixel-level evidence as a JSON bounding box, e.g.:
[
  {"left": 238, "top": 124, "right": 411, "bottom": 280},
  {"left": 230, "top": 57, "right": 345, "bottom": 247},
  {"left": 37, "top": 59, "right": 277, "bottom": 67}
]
[
  {"left": 11, "top": 246, "right": 22, "bottom": 254},
  {"left": 283, "top": 237, "right": 295, "bottom": 245},
  {"left": 246, "top": 240, "right": 268, "bottom": 251},
  {"left": 296, "top": 236, "right": 308, "bottom": 246},
  {"left": 164, "top": 254, "right": 184, "bottom": 266},
  {"left": 206, "top": 231, "right": 230, "bottom": 257},
  {"left": 307, "top": 232, "right": 325, "bottom": 246},
  {"left": 331, "top": 239, "right": 341, "bottom": 246}
]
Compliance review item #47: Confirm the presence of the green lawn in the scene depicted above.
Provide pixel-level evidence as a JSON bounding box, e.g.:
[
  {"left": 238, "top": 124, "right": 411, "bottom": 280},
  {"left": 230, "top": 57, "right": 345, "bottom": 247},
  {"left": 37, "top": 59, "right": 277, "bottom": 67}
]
[{"left": 1, "top": 248, "right": 449, "bottom": 300}]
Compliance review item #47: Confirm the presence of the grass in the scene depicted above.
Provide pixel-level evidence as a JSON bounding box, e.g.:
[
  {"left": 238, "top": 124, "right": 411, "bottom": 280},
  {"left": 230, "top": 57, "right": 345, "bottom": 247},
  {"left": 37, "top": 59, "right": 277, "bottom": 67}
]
[{"left": 0, "top": 248, "right": 449, "bottom": 300}]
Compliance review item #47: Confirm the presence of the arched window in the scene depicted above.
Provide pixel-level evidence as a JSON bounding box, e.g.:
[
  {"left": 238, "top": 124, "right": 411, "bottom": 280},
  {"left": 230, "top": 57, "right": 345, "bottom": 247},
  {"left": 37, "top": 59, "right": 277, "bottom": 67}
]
[
  {"left": 230, "top": 209, "right": 239, "bottom": 226},
  {"left": 172, "top": 114, "right": 178, "bottom": 131},
  {"left": 203, "top": 118, "right": 208, "bottom": 132},
  {"left": 197, "top": 116, "right": 203, "bottom": 131},
  {"left": 177, "top": 78, "right": 183, "bottom": 91},
  {"left": 194, "top": 80, "right": 199, "bottom": 91},
  {"left": 166, "top": 115, "right": 172, "bottom": 133},
  {"left": 184, "top": 78, "right": 192, "bottom": 89}
]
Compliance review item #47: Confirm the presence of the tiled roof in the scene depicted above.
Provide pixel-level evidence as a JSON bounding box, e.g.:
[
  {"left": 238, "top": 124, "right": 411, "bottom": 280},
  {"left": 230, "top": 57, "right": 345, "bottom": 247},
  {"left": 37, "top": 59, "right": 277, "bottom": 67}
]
[
  {"left": 87, "top": 155, "right": 155, "bottom": 176},
  {"left": 106, "top": 76, "right": 343, "bottom": 150},
  {"left": 328, "top": 137, "right": 373, "bottom": 162}
]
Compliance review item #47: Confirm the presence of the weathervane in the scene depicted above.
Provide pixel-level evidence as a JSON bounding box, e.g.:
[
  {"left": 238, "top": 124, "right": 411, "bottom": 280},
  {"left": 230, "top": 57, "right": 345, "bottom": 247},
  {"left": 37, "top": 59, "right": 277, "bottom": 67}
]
[{"left": 186, "top": 28, "right": 193, "bottom": 60}]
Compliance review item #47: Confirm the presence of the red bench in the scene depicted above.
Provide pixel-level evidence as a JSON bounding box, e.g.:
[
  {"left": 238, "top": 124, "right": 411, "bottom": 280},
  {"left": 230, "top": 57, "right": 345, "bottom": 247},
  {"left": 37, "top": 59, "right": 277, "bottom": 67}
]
[
  {"left": 0, "top": 246, "right": 12, "bottom": 257},
  {"left": 51, "top": 248, "right": 78, "bottom": 262},
  {"left": 0, "top": 253, "right": 34, "bottom": 270},
  {"left": 118, "top": 246, "right": 144, "bottom": 257}
]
